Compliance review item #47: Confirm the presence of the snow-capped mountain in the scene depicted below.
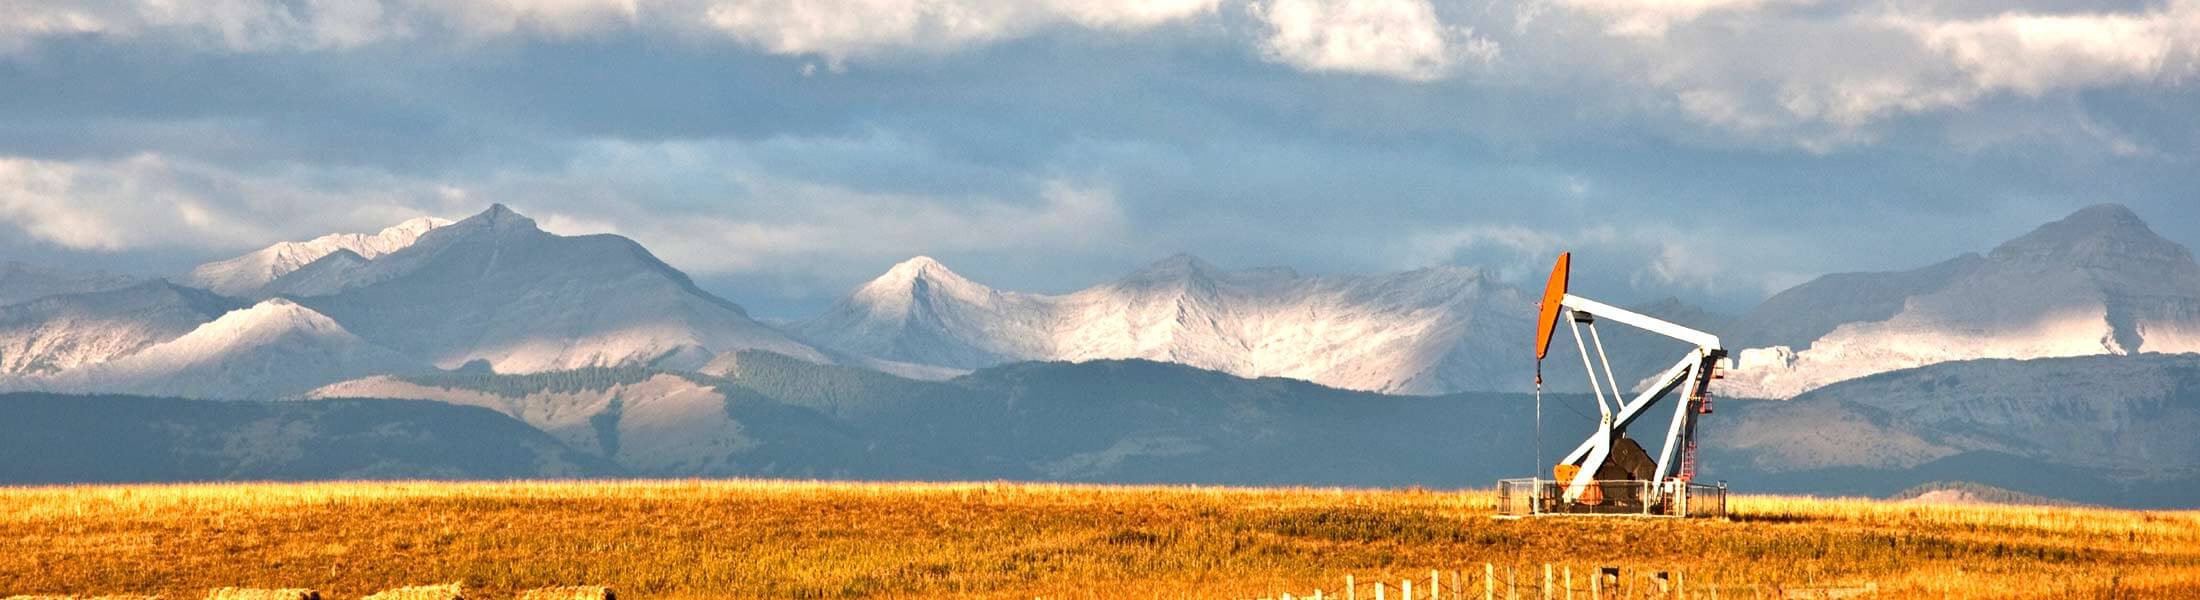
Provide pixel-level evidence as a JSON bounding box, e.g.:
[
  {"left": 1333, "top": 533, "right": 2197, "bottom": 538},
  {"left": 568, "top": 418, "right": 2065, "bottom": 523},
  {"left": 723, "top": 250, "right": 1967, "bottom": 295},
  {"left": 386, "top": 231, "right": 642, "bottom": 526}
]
[
  {"left": 0, "top": 262, "right": 139, "bottom": 306},
  {"left": 186, "top": 216, "right": 449, "bottom": 297},
  {"left": 297, "top": 204, "right": 828, "bottom": 374},
  {"left": 10, "top": 298, "right": 424, "bottom": 399},
  {"left": 11, "top": 201, "right": 2191, "bottom": 408},
  {"left": 0, "top": 281, "right": 244, "bottom": 378},
  {"left": 794, "top": 256, "right": 1058, "bottom": 369},
  {"left": 797, "top": 254, "right": 1535, "bottom": 394},
  {"left": 1721, "top": 204, "right": 2200, "bottom": 398}
]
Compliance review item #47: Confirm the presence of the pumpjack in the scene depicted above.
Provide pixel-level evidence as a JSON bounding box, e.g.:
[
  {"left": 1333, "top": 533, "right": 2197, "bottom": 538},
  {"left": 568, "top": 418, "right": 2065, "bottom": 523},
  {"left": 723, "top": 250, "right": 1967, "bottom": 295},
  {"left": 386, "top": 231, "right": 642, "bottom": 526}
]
[{"left": 1504, "top": 252, "right": 1729, "bottom": 517}]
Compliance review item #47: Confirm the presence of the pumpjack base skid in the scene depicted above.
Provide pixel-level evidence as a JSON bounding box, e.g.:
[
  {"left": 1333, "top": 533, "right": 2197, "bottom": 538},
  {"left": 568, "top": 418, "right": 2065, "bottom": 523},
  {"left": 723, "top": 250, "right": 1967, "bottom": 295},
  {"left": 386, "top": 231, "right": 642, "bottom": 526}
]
[{"left": 1493, "top": 478, "right": 1729, "bottom": 519}]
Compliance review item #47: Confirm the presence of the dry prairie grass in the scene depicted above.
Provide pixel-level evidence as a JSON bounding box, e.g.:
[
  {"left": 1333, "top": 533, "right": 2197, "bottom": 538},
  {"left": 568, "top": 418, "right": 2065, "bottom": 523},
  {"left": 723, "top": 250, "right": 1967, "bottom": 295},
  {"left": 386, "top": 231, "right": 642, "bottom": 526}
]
[
  {"left": 0, "top": 480, "right": 2193, "bottom": 599},
  {"left": 3, "top": 596, "right": 165, "bottom": 600},
  {"left": 514, "top": 586, "right": 611, "bottom": 600},
  {"left": 359, "top": 584, "right": 461, "bottom": 600},
  {"left": 204, "top": 589, "right": 321, "bottom": 600}
]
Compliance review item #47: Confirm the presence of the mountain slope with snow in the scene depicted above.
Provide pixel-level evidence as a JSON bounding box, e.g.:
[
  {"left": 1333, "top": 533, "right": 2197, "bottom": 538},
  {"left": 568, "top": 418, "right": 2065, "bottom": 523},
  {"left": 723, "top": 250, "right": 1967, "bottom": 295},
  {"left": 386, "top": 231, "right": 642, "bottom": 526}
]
[
  {"left": 300, "top": 205, "right": 827, "bottom": 374},
  {"left": 1721, "top": 204, "right": 2200, "bottom": 398},
  {"left": 10, "top": 299, "right": 425, "bottom": 399},
  {"left": 0, "top": 281, "right": 245, "bottom": 378},
  {"left": 793, "top": 256, "right": 1072, "bottom": 370},
  {"left": 186, "top": 216, "right": 449, "bottom": 297},
  {"left": 797, "top": 255, "right": 1535, "bottom": 394}
]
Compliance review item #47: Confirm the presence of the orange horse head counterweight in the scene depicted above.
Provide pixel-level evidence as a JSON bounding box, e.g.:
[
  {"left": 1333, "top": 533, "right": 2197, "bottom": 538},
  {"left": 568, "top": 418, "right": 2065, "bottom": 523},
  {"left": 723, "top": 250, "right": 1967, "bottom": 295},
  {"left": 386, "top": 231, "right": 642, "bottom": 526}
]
[{"left": 1534, "top": 251, "right": 1571, "bottom": 364}]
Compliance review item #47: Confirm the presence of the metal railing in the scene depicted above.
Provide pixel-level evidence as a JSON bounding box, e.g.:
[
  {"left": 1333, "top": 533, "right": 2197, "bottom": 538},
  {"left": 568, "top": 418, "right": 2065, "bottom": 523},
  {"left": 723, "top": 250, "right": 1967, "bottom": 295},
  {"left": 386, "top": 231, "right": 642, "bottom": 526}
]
[{"left": 1496, "top": 478, "right": 1726, "bottom": 518}]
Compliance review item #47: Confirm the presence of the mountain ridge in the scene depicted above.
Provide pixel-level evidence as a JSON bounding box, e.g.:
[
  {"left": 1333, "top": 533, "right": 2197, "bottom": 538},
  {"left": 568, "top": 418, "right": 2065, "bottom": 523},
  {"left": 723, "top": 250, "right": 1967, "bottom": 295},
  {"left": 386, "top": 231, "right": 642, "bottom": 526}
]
[
  {"left": 0, "top": 280, "right": 246, "bottom": 378},
  {"left": 797, "top": 255, "right": 1534, "bottom": 395},
  {"left": 1721, "top": 203, "right": 2200, "bottom": 398},
  {"left": 287, "top": 350, "right": 2200, "bottom": 506},
  {"left": 0, "top": 393, "right": 616, "bottom": 482},
  {"left": 187, "top": 216, "right": 450, "bottom": 297},
  {"left": 10, "top": 298, "right": 426, "bottom": 400},
  {"left": 296, "top": 205, "right": 825, "bottom": 374}
]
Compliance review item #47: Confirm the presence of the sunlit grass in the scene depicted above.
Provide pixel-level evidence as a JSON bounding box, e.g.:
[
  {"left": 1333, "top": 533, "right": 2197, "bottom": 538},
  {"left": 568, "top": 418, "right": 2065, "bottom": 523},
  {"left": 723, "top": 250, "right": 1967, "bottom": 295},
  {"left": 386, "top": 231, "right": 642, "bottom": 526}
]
[{"left": 1, "top": 480, "right": 2192, "bottom": 599}]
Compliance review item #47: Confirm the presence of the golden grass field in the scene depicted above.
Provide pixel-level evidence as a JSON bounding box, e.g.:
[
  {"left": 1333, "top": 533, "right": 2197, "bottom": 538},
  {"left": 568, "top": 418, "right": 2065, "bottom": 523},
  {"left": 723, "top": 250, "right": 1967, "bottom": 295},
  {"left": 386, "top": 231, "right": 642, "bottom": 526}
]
[{"left": 1, "top": 480, "right": 2195, "bottom": 599}]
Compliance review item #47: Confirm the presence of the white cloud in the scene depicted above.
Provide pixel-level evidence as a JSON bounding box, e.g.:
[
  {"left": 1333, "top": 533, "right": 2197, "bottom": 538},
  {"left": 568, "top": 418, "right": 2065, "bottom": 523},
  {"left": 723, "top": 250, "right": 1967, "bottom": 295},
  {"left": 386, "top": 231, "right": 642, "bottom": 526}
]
[
  {"left": 0, "top": 154, "right": 455, "bottom": 253},
  {"left": 0, "top": 138, "right": 1131, "bottom": 281},
  {"left": 0, "top": 4, "right": 111, "bottom": 53},
  {"left": 1899, "top": 8, "right": 2195, "bottom": 97},
  {"left": 699, "top": 0, "right": 1028, "bottom": 60},
  {"left": 426, "top": 0, "right": 641, "bottom": 38},
  {"left": 1249, "top": 0, "right": 1497, "bottom": 80},
  {"left": 533, "top": 211, "right": 626, "bottom": 237},
  {"left": 1553, "top": 0, "right": 1808, "bottom": 38},
  {"left": 1399, "top": 222, "right": 1789, "bottom": 297},
  {"left": 0, "top": 155, "right": 281, "bottom": 251},
  {"left": 0, "top": 0, "right": 1215, "bottom": 57},
  {"left": 701, "top": 0, "right": 1216, "bottom": 62},
  {"left": 436, "top": 139, "right": 1135, "bottom": 276},
  {"left": 7, "top": 0, "right": 2198, "bottom": 151},
  {"left": 0, "top": 158, "right": 128, "bottom": 251},
  {"left": 77, "top": 0, "right": 426, "bottom": 50},
  {"left": 2, "top": 0, "right": 662, "bottom": 52},
  {"left": 1535, "top": 0, "right": 2200, "bottom": 148},
  {"left": 623, "top": 175, "right": 1129, "bottom": 274},
  {"left": 1058, "top": 0, "right": 1219, "bottom": 29}
]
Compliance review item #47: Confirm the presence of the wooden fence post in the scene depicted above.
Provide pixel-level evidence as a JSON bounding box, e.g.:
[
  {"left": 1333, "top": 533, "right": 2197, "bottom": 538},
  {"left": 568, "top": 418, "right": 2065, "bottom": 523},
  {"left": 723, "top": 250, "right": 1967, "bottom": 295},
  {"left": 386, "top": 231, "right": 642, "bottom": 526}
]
[
  {"left": 1590, "top": 570, "right": 1600, "bottom": 600},
  {"left": 1404, "top": 579, "right": 1413, "bottom": 600},
  {"left": 1543, "top": 564, "right": 1553, "bottom": 600},
  {"left": 1676, "top": 571, "right": 1684, "bottom": 599},
  {"left": 1433, "top": 569, "right": 1442, "bottom": 600},
  {"left": 1508, "top": 567, "right": 1517, "bottom": 600},
  {"left": 1485, "top": 564, "right": 1495, "bottom": 600},
  {"left": 1377, "top": 581, "right": 1386, "bottom": 600},
  {"left": 1348, "top": 575, "right": 1356, "bottom": 600},
  {"left": 1564, "top": 566, "right": 1573, "bottom": 600}
]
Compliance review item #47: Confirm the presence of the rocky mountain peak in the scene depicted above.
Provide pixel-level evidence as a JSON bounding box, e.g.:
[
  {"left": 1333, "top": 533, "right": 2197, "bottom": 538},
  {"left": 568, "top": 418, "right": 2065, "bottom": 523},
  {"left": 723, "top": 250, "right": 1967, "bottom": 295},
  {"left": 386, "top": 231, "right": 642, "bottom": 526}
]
[
  {"left": 889, "top": 255, "right": 946, "bottom": 274},
  {"left": 857, "top": 256, "right": 993, "bottom": 304},
  {"left": 222, "top": 298, "right": 344, "bottom": 334},
  {"left": 1989, "top": 203, "right": 2191, "bottom": 268},
  {"left": 461, "top": 203, "right": 540, "bottom": 233},
  {"left": 880, "top": 256, "right": 964, "bottom": 284}
]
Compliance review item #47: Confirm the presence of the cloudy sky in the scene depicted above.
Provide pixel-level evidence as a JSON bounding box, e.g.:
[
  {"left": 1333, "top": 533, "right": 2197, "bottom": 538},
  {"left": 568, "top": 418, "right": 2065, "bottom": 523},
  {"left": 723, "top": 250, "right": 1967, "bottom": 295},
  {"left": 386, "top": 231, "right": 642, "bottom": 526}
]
[{"left": 4, "top": 0, "right": 2198, "bottom": 318}]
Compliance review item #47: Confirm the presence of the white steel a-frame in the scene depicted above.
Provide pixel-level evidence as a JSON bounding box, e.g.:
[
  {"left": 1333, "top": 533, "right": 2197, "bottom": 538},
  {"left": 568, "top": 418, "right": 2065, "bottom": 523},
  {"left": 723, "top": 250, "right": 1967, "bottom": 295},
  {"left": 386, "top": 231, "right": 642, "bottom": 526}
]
[{"left": 1533, "top": 253, "right": 1726, "bottom": 504}]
